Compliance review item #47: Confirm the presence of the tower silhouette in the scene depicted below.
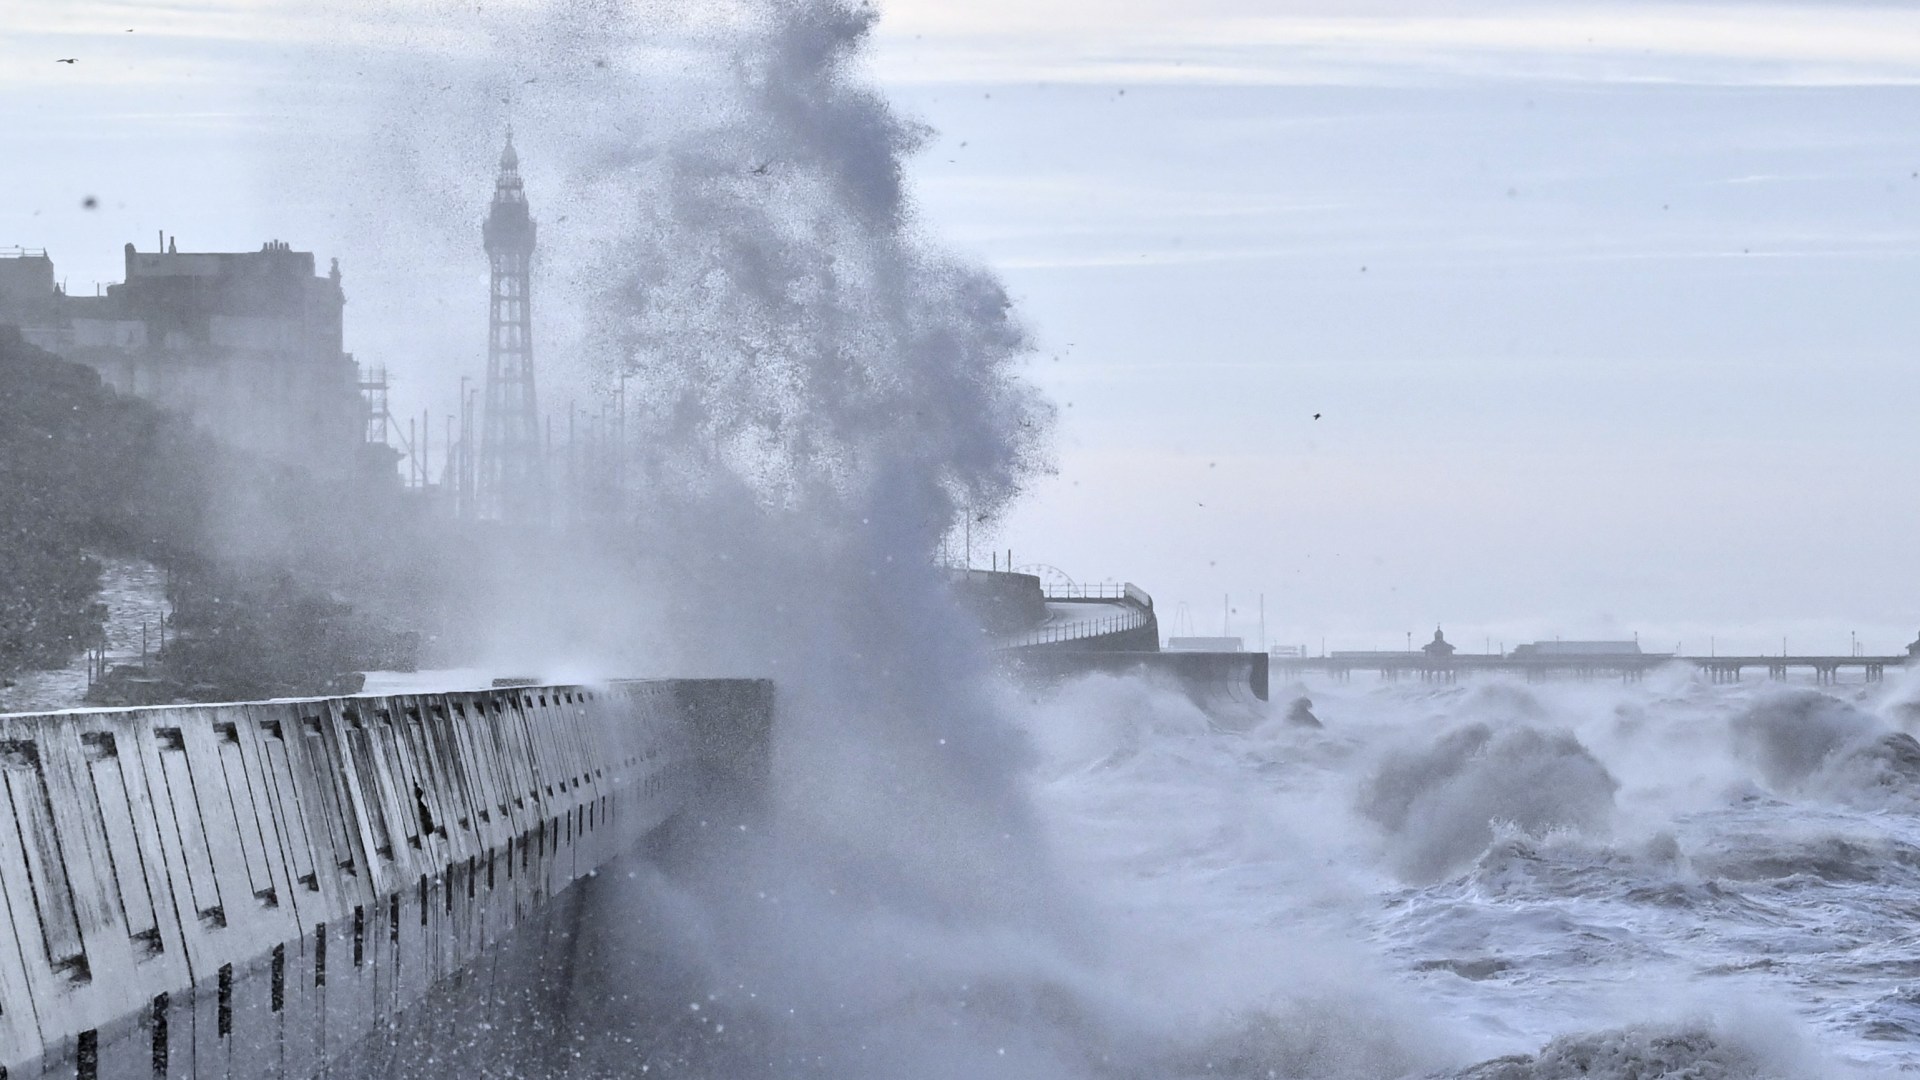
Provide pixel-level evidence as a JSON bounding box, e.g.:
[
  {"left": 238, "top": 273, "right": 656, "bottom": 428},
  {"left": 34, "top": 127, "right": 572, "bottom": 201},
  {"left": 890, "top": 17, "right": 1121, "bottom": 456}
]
[{"left": 479, "top": 129, "right": 543, "bottom": 523}]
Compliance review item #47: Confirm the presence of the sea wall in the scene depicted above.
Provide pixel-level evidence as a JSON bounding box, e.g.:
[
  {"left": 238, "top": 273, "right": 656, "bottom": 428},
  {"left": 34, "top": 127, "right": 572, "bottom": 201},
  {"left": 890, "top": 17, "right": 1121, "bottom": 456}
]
[
  {"left": 1001, "top": 650, "right": 1269, "bottom": 704},
  {"left": 0, "top": 678, "right": 773, "bottom": 1079},
  {"left": 948, "top": 569, "right": 1047, "bottom": 637}
]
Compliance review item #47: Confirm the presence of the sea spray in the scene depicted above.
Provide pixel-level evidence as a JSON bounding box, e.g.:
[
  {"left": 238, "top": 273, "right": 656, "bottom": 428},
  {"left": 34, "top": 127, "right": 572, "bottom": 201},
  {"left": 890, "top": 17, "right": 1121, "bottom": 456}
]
[
  {"left": 1731, "top": 689, "right": 1920, "bottom": 809},
  {"left": 1361, "top": 722, "right": 1620, "bottom": 883},
  {"left": 541, "top": 3, "right": 1093, "bottom": 1071},
  {"left": 308, "top": 1, "right": 1151, "bottom": 1075},
  {"left": 288, "top": 3, "right": 1890, "bottom": 1075}
]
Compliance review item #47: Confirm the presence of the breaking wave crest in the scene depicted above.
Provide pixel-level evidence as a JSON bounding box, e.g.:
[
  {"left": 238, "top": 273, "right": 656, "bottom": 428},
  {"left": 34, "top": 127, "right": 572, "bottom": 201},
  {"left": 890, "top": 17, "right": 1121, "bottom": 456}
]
[
  {"left": 1362, "top": 722, "right": 1620, "bottom": 883},
  {"left": 1166, "top": 996, "right": 1441, "bottom": 1080},
  {"left": 1442, "top": 1022, "right": 1816, "bottom": 1080},
  {"left": 1732, "top": 690, "right": 1920, "bottom": 809}
]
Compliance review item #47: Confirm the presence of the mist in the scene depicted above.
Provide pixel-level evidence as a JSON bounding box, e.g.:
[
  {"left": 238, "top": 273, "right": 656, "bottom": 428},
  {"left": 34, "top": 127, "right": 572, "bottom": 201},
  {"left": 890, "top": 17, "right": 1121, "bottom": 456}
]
[
  {"left": 284, "top": 3, "right": 1915, "bottom": 1075},
  {"left": 9, "top": 0, "right": 1920, "bottom": 1076}
]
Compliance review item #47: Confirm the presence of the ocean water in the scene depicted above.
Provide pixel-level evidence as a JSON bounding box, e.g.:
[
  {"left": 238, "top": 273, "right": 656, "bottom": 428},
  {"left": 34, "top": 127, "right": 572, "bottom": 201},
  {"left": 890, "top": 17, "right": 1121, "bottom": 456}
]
[{"left": 1020, "top": 665, "right": 1920, "bottom": 1077}]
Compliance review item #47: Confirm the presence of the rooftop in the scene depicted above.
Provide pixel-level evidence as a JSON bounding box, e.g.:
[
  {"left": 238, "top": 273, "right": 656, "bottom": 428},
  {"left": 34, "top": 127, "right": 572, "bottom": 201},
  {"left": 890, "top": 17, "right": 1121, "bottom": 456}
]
[{"left": 1511, "top": 641, "right": 1643, "bottom": 657}]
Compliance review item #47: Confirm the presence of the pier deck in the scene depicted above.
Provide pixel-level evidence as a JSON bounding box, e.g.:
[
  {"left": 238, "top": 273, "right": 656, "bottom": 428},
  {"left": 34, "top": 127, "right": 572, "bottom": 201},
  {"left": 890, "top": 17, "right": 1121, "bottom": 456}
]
[{"left": 1271, "top": 654, "right": 1913, "bottom": 683}]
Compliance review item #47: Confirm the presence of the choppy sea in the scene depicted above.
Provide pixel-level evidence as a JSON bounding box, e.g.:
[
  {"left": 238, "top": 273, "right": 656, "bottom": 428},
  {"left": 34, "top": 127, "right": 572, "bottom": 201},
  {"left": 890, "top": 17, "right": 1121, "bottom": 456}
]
[{"left": 1021, "top": 666, "right": 1920, "bottom": 1077}]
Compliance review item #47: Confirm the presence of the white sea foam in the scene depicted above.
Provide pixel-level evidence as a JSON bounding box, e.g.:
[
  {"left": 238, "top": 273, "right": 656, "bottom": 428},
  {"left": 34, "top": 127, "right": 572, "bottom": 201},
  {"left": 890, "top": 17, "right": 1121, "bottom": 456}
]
[{"left": 1024, "top": 672, "right": 1914, "bottom": 1076}]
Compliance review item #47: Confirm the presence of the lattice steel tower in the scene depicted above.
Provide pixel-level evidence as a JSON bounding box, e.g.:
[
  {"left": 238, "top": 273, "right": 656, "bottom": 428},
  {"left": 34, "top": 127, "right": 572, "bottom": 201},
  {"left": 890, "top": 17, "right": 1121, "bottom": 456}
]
[{"left": 479, "top": 130, "right": 543, "bottom": 523}]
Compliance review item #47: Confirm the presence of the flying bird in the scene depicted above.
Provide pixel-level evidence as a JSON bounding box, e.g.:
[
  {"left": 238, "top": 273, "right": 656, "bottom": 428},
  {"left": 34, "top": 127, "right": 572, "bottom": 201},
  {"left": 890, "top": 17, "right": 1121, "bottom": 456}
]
[
  {"left": 1313, "top": 413, "right": 1321, "bottom": 420},
  {"left": 56, "top": 58, "right": 77, "bottom": 64},
  {"left": 750, "top": 161, "right": 773, "bottom": 176}
]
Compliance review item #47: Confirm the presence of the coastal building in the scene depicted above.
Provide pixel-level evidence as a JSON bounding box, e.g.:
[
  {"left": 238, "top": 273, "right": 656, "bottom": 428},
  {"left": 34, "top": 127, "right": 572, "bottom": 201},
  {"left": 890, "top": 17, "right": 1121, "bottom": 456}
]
[
  {"left": 0, "top": 239, "right": 381, "bottom": 483},
  {"left": 1509, "top": 640, "right": 1644, "bottom": 659}
]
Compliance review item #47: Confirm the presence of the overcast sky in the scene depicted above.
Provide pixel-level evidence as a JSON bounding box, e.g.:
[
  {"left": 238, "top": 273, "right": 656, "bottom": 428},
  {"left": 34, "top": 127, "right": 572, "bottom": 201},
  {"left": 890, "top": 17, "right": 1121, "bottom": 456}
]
[{"left": 6, "top": 1, "right": 1920, "bottom": 654}]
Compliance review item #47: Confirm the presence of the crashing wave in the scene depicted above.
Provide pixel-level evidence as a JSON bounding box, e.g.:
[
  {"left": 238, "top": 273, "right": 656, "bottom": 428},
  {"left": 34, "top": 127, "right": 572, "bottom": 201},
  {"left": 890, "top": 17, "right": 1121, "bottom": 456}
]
[
  {"left": 1731, "top": 691, "right": 1920, "bottom": 808},
  {"left": 1361, "top": 723, "right": 1619, "bottom": 883},
  {"left": 1167, "top": 996, "right": 1438, "bottom": 1080},
  {"left": 1441, "top": 1023, "right": 1806, "bottom": 1079}
]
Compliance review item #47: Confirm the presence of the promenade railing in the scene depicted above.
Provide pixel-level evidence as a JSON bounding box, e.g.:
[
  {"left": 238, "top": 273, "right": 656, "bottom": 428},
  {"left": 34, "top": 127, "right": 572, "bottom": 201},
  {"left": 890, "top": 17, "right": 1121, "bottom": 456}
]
[{"left": 1002, "top": 583, "right": 1155, "bottom": 649}]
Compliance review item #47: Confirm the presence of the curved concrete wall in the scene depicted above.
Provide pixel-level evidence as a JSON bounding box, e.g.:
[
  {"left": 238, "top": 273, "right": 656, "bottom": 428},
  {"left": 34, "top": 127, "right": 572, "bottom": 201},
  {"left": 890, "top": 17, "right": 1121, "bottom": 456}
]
[
  {"left": 1006, "top": 597, "right": 1160, "bottom": 653},
  {"left": 0, "top": 678, "right": 771, "bottom": 1079},
  {"left": 948, "top": 569, "right": 1047, "bottom": 636},
  {"left": 1000, "top": 651, "right": 1269, "bottom": 704}
]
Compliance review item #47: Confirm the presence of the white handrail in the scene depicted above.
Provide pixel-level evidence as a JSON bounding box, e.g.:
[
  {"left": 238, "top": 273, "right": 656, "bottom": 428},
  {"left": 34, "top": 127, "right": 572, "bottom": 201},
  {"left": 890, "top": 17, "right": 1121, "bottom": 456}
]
[{"left": 1001, "top": 604, "right": 1150, "bottom": 649}]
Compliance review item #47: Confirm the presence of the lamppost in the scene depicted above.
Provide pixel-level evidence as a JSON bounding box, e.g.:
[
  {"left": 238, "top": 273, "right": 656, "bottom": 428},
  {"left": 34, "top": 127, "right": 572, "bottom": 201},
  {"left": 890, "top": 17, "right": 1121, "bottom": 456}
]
[{"left": 458, "top": 375, "right": 471, "bottom": 519}]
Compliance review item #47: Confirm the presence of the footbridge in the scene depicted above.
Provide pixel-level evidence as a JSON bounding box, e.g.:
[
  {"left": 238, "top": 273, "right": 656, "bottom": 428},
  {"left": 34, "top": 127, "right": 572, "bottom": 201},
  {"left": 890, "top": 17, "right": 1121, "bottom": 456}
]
[{"left": 0, "top": 679, "right": 772, "bottom": 1079}]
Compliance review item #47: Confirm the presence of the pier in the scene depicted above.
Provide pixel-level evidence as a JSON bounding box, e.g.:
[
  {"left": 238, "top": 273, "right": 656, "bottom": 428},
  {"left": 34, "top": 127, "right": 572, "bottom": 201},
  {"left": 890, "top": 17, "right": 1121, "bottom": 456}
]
[{"left": 1271, "top": 653, "right": 1913, "bottom": 684}]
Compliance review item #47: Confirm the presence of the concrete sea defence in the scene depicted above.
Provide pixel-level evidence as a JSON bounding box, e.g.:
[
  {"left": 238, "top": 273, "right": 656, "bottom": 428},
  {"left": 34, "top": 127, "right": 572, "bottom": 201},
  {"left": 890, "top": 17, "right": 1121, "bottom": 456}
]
[
  {"left": 1001, "top": 650, "right": 1270, "bottom": 707},
  {"left": 968, "top": 573, "right": 1266, "bottom": 705},
  {"left": 0, "top": 678, "right": 772, "bottom": 1079}
]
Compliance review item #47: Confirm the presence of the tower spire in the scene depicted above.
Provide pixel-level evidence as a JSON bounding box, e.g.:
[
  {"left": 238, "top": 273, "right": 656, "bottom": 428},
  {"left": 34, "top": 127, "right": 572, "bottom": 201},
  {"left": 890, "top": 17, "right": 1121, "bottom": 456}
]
[{"left": 479, "top": 127, "right": 543, "bottom": 523}]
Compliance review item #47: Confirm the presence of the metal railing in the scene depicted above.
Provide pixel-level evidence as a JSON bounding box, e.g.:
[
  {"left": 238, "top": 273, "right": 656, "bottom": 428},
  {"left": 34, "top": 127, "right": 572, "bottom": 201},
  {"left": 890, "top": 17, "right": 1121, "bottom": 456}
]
[
  {"left": 1001, "top": 606, "right": 1152, "bottom": 649},
  {"left": 1043, "top": 583, "right": 1130, "bottom": 600}
]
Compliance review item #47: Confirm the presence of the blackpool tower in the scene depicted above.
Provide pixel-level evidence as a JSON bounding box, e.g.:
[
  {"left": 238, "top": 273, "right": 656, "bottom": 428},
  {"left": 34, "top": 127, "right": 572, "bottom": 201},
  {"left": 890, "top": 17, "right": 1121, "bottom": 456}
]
[{"left": 479, "top": 129, "right": 543, "bottom": 523}]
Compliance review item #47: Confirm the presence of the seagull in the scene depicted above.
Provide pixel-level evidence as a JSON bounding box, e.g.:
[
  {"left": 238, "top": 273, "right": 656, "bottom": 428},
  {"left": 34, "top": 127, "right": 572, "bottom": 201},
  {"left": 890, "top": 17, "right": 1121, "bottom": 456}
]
[
  {"left": 1313, "top": 413, "right": 1322, "bottom": 420},
  {"left": 56, "top": 58, "right": 77, "bottom": 64},
  {"left": 750, "top": 161, "right": 773, "bottom": 176}
]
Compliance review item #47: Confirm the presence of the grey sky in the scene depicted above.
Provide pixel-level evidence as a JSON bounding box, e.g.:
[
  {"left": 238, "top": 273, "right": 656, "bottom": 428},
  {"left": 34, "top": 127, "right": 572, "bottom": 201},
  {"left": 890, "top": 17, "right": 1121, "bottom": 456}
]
[{"left": 5, "top": 1, "right": 1918, "bottom": 654}]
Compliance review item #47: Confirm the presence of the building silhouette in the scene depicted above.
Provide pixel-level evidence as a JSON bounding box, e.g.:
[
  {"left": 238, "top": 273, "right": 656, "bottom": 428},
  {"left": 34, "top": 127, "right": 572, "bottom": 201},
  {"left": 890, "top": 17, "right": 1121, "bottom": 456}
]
[
  {"left": 478, "top": 130, "right": 544, "bottom": 523},
  {"left": 0, "top": 239, "right": 377, "bottom": 482},
  {"left": 1510, "top": 640, "right": 1643, "bottom": 659}
]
